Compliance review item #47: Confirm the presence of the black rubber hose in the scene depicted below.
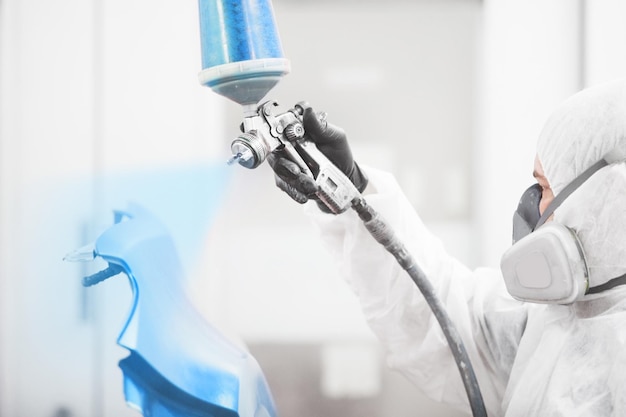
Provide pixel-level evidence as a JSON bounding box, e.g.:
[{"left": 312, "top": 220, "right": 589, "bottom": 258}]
[{"left": 351, "top": 197, "right": 488, "bottom": 417}]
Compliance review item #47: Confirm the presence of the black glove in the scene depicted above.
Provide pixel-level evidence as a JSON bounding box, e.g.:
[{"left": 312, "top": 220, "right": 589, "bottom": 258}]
[{"left": 268, "top": 103, "right": 368, "bottom": 211}]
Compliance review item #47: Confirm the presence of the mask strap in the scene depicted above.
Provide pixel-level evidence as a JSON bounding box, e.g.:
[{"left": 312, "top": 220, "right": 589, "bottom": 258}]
[
  {"left": 533, "top": 158, "right": 609, "bottom": 230},
  {"left": 586, "top": 273, "right": 626, "bottom": 295}
]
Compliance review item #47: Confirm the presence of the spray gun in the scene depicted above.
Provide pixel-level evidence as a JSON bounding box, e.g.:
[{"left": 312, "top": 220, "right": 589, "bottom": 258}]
[
  {"left": 228, "top": 100, "right": 360, "bottom": 213},
  {"left": 196, "top": 0, "right": 360, "bottom": 213},
  {"left": 197, "top": 1, "right": 487, "bottom": 415}
]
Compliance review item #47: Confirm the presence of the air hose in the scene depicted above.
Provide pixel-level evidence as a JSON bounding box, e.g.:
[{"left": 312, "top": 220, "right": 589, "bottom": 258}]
[{"left": 351, "top": 197, "right": 488, "bottom": 417}]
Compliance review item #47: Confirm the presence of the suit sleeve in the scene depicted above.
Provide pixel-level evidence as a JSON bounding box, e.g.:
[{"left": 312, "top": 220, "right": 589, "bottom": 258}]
[{"left": 304, "top": 166, "right": 528, "bottom": 415}]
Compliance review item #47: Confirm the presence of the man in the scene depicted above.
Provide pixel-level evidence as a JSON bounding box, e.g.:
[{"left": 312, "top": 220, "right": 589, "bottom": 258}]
[{"left": 269, "top": 78, "right": 626, "bottom": 416}]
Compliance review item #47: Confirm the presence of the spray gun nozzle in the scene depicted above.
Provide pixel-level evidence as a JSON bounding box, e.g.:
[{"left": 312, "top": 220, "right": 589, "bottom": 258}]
[
  {"left": 227, "top": 147, "right": 255, "bottom": 167},
  {"left": 227, "top": 152, "right": 243, "bottom": 165}
]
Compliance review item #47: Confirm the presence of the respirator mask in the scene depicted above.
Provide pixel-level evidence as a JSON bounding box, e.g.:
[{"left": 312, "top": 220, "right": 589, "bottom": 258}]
[{"left": 501, "top": 151, "right": 626, "bottom": 304}]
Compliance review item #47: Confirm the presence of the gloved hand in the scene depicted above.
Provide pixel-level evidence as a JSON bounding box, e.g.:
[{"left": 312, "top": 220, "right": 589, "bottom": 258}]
[{"left": 267, "top": 103, "right": 368, "bottom": 212}]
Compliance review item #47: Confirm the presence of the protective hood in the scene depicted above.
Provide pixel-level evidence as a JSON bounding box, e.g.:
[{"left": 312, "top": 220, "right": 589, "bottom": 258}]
[{"left": 536, "top": 78, "right": 626, "bottom": 291}]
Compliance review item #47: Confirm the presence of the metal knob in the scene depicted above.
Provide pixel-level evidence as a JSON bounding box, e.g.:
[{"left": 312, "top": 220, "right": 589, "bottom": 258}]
[{"left": 284, "top": 123, "right": 305, "bottom": 141}]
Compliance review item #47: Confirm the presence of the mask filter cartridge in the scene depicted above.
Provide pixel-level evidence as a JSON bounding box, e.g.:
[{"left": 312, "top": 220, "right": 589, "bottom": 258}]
[{"left": 501, "top": 222, "right": 589, "bottom": 304}]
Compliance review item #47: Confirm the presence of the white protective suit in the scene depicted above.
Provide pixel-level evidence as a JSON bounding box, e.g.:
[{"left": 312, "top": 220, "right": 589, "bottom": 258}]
[{"left": 305, "top": 79, "right": 626, "bottom": 417}]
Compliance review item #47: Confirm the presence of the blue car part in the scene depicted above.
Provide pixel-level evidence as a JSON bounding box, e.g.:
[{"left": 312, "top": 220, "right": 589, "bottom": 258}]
[{"left": 66, "top": 203, "right": 277, "bottom": 417}]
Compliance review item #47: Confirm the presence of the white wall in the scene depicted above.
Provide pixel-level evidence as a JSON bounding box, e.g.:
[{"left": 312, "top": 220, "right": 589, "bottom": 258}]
[
  {"left": 0, "top": 0, "right": 98, "bottom": 415},
  {"left": 0, "top": 0, "right": 224, "bottom": 415},
  {"left": 585, "top": 0, "right": 626, "bottom": 87}
]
